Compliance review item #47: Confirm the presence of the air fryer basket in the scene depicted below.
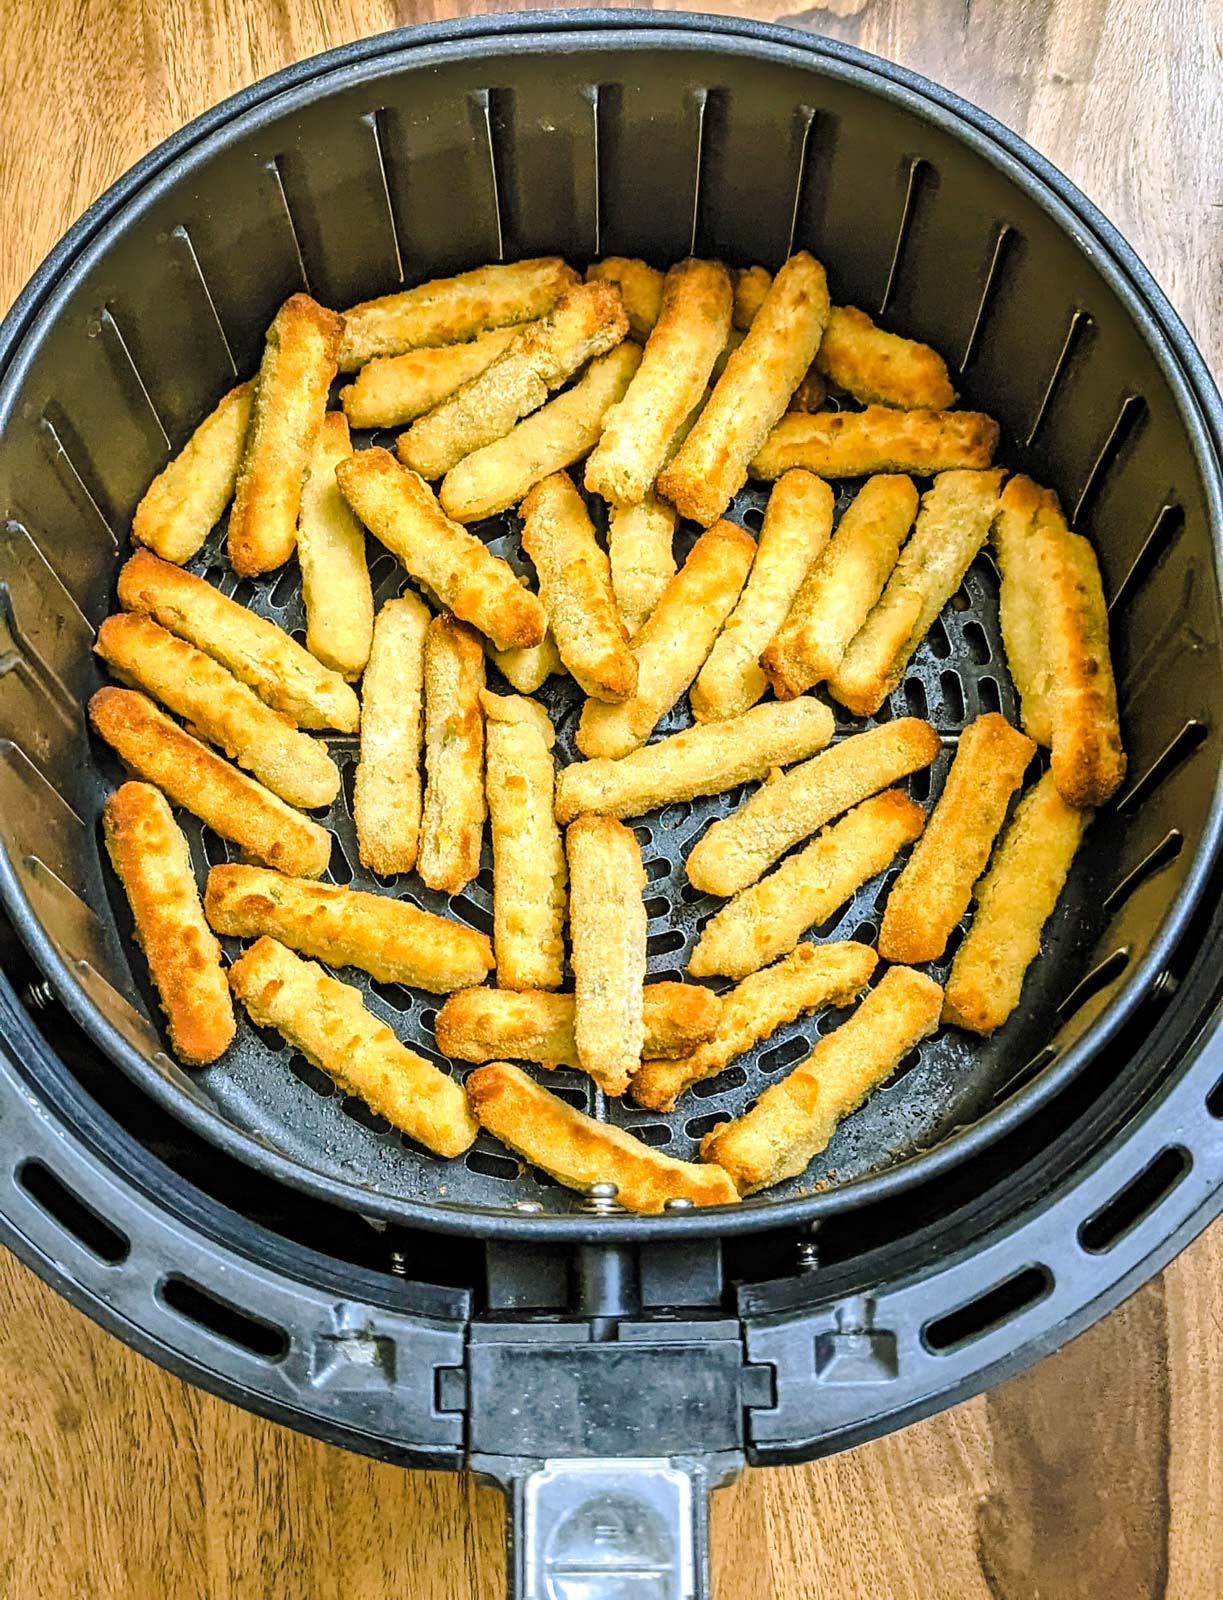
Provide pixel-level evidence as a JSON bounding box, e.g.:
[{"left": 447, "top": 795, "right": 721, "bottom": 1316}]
[{"left": 0, "top": 13, "right": 1220, "bottom": 1598}]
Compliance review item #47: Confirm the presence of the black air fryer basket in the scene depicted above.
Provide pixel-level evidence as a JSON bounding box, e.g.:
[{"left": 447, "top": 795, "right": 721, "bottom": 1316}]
[{"left": 0, "top": 13, "right": 1220, "bottom": 1597}]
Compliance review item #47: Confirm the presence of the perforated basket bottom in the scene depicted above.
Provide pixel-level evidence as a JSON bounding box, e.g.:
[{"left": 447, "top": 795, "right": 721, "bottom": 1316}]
[{"left": 90, "top": 430, "right": 1108, "bottom": 1215}]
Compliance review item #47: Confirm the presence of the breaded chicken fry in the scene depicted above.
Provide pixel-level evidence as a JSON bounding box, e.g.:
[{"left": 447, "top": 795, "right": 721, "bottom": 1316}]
[
  {"left": 354, "top": 595, "right": 429, "bottom": 875},
  {"left": 337, "top": 447, "right": 545, "bottom": 651},
  {"left": 338, "top": 258, "right": 577, "bottom": 369},
  {"left": 116, "top": 550, "right": 359, "bottom": 732},
  {"left": 762, "top": 474, "right": 918, "bottom": 699},
  {"left": 520, "top": 471, "right": 636, "bottom": 702},
  {"left": 95, "top": 613, "right": 340, "bottom": 810},
  {"left": 585, "top": 259, "right": 731, "bottom": 507},
  {"left": 585, "top": 258, "right": 664, "bottom": 340},
  {"left": 880, "top": 714, "right": 1035, "bottom": 964},
  {"left": 466, "top": 1062, "right": 738, "bottom": 1211},
  {"left": 230, "top": 938, "right": 477, "bottom": 1157},
  {"left": 418, "top": 614, "right": 486, "bottom": 895},
  {"left": 829, "top": 469, "right": 1005, "bottom": 717},
  {"left": 398, "top": 283, "right": 629, "bottom": 480},
  {"left": 339, "top": 327, "right": 518, "bottom": 428},
  {"left": 691, "top": 470, "right": 833, "bottom": 722},
  {"left": 103, "top": 783, "right": 235, "bottom": 1066},
  {"left": 89, "top": 689, "right": 332, "bottom": 878},
  {"left": 732, "top": 266, "right": 772, "bottom": 330},
  {"left": 577, "top": 520, "right": 756, "bottom": 759},
  {"left": 687, "top": 717, "right": 940, "bottom": 898},
  {"left": 943, "top": 770, "right": 1091, "bottom": 1034},
  {"left": 691, "top": 789, "right": 925, "bottom": 979},
  {"left": 702, "top": 966, "right": 943, "bottom": 1192},
  {"left": 659, "top": 252, "right": 830, "bottom": 525},
  {"left": 631, "top": 941, "right": 877, "bottom": 1112},
  {"left": 296, "top": 411, "right": 374, "bottom": 681},
  {"left": 555, "top": 698, "right": 834, "bottom": 824},
  {"left": 992, "top": 476, "right": 1124, "bottom": 806},
  {"left": 487, "top": 630, "right": 565, "bottom": 694},
  {"left": 437, "top": 984, "right": 719, "bottom": 1068},
  {"left": 482, "top": 691, "right": 567, "bottom": 990},
  {"left": 815, "top": 305, "right": 956, "bottom": 409},
  {"left": 566, "top": 815, "right": 647, "bottom": 1095},
  {"left": 228, "top": 294, "right": 344, "bottom": 576},
  {"left": 751, "top": 405, "right": 999, "bottom": 480},
  {"left": 439, "top": 342, "right": 641, "bottom": 523},
  {"left": 205, "top": 865, "right": 492, "bottom": 991},
  {"left": 132, "top": 381, "right": 254, "bottom": 564}
]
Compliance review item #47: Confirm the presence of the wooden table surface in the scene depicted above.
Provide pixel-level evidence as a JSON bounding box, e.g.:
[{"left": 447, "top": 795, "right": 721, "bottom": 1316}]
[{"left": 1, "top": 1, "right": 1219, "bottom": 1595}]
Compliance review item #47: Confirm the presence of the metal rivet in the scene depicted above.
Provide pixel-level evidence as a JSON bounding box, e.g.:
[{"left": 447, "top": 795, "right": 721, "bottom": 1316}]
[
  {"left": 580, "top": 1182, "right": 624, "bottom": 1216},
  {"left": 513, "top": 1200, "right": 544, "bottom": 1214},
  {"left": 796, "top": 1237, "right": 819, "bottom": 1273},
  {"left": 389, "top": 1250, "right": 407, "bottom": 1277},
  {"left": 23, "top": 980, "right": 54, "bottom": 1012},
  {"left": 663, "top": 1197, "right": 695, "bottom": 1213}
]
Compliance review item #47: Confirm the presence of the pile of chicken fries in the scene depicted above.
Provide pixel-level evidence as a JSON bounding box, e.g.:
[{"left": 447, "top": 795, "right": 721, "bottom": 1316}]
[{"left": 91, "top": 250, "right": 1125, "bottom": 1213}]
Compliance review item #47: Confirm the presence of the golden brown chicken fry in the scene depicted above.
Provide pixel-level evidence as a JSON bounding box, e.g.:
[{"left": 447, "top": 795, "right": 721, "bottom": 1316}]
[
  {"left": 555, "top": 698, "right": 834, "bottom": 824},
  {"left": 815, "top": 305, "right": 957, "bottom": 410},
  {"left": 103, "top": 782, "right": 235, "bottom": 1066},
  {"left": 691, "top": 789, "right": 925, "bottom": 979},
  {"left": 95, "top": 613, "right": 340, "bottom": 810},
  {"left": 482, "top": 691, "right": 567, "bottom": 991},
  {"left": 336, "top": 447, "right": 546, "bottom": 651},
  {"left": 339, "top": 327, "right": 519, "bottom": 428},
  {"left": 702, "top": 965, "right": 943, "bottom": 1193},
  {"left": 991, "top": 476, "right": 1125, "bottom": 807},
  {"left": 762, "top": 474, "right": 918, "bottom": 699},
  {"left": 418, "top": 614, "right": 486, "bottom": 895},
  {"left": 584, "top": 259, "right": 732, "bottom": 507},
  {"left": 520, "top": 471, "right": 636, "bottom": 702},
  {"left": 89, "top": 689, "right": 332, "bottom": 878},
  {"left": 577, "top": 520, "right": 756, "bottom": 759},
  {"left": 487, "top": 630, "right": 565, "bottom": 694},
  {"left": 439, "top": 342, "right": 641, "bottom": 523},
  {"left": 436, "top": 983, "right": 720, "bottom": 1067},
  {"left": 566, "top": 815, "right": 647, "bottom": 1095},
  {"left": 631, "top": 941, "right": 878, "bottom": 1112},
  {"left": 943, "top": 770, "right": 1091, "bottom": 1035},
  {"left": 354, "top": 594, "right": 429, "bottom": 876},
  {"left": 751, "top": 404, "right": 999, "bottom": 480},
  {"left": 296, "top": 411, "right": 374, "bottom": 681},
  {"left": 398, "top": 283, "right": 629, "bottom": 480},
  {"left": 690, "top": 470, "right": 833, "bottom": 723},
  {"left": 338, "top": 257, "right": 577, "bottom": 370},
  {"left": 132, "top": 381, "right": 254, "bottom": 564},
  {"left": 879, "top": 714, "right": 1035, "bottom": 964},
  {"left": 686, "top": 717, "right": 940, "bottom": 898},
  {"left": 228, "top": 294, "right": 344, "bottom": 576},
  {"left": 115, "top": 550, "right": 359, "bottom": 732},
  {"left": 466, "top": 1062, "right": 738, "bottom": 1211},
  {"left": 732, "top": 266, "right": 772, "bottom": 331},
  {"left": 204, "top": 865, "right": 492, "bottom": 992},
  {"left": 658, "top": 252, "right": 830, "bottom": 526},
  {"left": 585, "top": 258, "right": 664, "bottom": 340},
  {"left": 230, "top": 938, "right": 477, "bottom": 1157},
  {"left": 829, "top": 469, "right": 1005, "bottom": 717}
]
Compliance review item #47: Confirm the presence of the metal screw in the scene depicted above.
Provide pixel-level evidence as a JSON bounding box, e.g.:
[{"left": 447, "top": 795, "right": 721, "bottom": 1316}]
[
  {"left": 513, "top": 1199, "right": 544, "bottom": 1214},
  {"left": 580, "top": 1182, "right": 624, "bottom": 1216},
  {"left": 23, "top": 980, "right": 54, "bottom": 1013},
  {"left": 796, "top": 1234, "right": 820, "bottom": 1273},
  {"left": 663, "top": 1197, "right": 695, "bottom": 1213},
  {"left": 389, "top": 1250, "right": 407, "bottom": 1277}
]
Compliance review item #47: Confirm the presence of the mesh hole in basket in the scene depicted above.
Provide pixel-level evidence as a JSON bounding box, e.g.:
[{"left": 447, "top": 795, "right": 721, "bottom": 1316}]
[
  {"left": 659, "top": 800, "right": 693, "bottom": 831},
  {"left": 979, "top": 676, "right": 1003, "bottom": 714},
  {"left": 271, "top": 566, "right": 299, "bottom": 607},
  {"left": 289, "top": 1054, "right": 337, "bottom": 1097},
  {"left": 962, "top": 621, "right": 991, "bottom": 664},
  {"left": 685, "top": 1111, "right": 728, "bottom": 1140},
  {"left": 449, "top": 893, "right": 493, "bottom": 936},
  {"left": 368, "top": 980, "right": 413, "bottom": 1013},
  {"left": 644, "top": 857, "right": 670, "bottom": 883},
  {"left": 941, "top": 671, "right": 966, "bottom": 723},
  {"left": 853, "top": 921, "right": 878, "bottom": 943},
  {"left": 341, "top": 1095, "right": 390, "bottom": 1134},
  {"left": 550, "top": 1085, "right": 589, "bottom": 1109},
  {"left": 466, "top": 1148, "right": 521, "bottom": 1181},
  {"left": 341, "top": 759, "right": 358, "bottom": 817},
  {"left": 647, "top": 928, "right": 686, "bottom": 958},
  {"left": 928, "top": 618, "right": 952, "bottom": 661},
  {"left": 910, "top": 766, "right": 931, "bottom": 803},
  {"left": 631, "top": 1122, "right": 673, "bottom": 1147},
  {"left": 419, "top": 1007, "right": 438, "bottom": 1032},
  {"left": 949, "top": 587, "right": 971, "bottom": 613},
  {"left": 759, "top": 1036, "right": 809, "bottom": 1074},
  {"left": 329, "top": 835, "right": 354, "bottom": 885},
  {"left": 904, "top": 679, "right": 929, "bottom": 720},
  {"left": 644, "top": 895, "right": 669, "bottom": 921},
  {"left": 202, "top": 830, "right": 229, "bottom": 868},
  {"left": 741, "top": 506, "right": 765, "bottom": 532},
  {"left": 692, "top": 1065, "right": 747, "bottom": 1098},
  {"left": 883, "top": 1047, "right": 924, "bottom": 1089}
]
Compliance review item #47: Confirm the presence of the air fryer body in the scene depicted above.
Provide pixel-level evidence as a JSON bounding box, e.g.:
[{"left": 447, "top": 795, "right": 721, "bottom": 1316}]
[{"left": 0, "top": 14, "right": 1219, "bottom": 1599}]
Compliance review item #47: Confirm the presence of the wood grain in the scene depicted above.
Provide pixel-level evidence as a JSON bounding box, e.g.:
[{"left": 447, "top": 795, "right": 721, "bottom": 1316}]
[{"left": 0, "top": 1, "right": 1220, "bottom": 1596}]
